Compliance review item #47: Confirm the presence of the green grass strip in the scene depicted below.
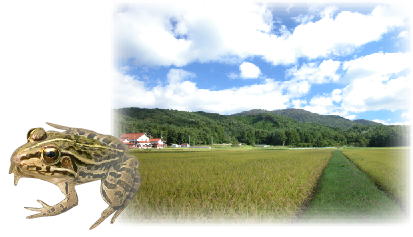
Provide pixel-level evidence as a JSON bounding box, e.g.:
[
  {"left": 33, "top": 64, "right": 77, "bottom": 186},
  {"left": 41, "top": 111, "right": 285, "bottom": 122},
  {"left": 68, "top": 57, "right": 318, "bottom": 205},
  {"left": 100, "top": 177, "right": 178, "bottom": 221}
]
[
  {"left": 341, "top": 148, "right": 408, "bottom": 207},
  {"left": 302, "top": 150, "right": 402, "bottom": 221}
]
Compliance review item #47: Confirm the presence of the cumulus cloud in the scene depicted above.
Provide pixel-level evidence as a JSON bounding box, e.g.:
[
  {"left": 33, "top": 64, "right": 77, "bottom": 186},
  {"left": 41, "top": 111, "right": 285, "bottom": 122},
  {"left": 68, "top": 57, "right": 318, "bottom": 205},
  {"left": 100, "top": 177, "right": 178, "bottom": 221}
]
[
  {"left": 340, "top": 52, "right": 411, "bottom": 113},
  {"left": 281, "top": 79, "right": 311, "bottom": 98},
  {"left": 342, "top": 52, "right": 410, "bottom": 79},
  {"left": 301, "top": 52, "right": 411, "bottom": 116},
  {"left": 115, "top": 51, "right": 411, "bottom": 116},
  {"left": 239, "top": 62, "right": 261, "bottom": 79},
  {"left": 341, "top": 75, "right": 410, "bottom": 112},
  {"left": 303, "top": 95, "right": 336, "bottom": 115},
  {"left": 167, "top": 68, "right": 195, "bottom": 84},
  {"left": 115, "top": 3, "right": 404, "bottom": 66},
  {"left": 287, "top": 59, "right": 341, "bottom": 84},
  {"left": 114, "top": 69, "right": 292, "bottom": 114}
]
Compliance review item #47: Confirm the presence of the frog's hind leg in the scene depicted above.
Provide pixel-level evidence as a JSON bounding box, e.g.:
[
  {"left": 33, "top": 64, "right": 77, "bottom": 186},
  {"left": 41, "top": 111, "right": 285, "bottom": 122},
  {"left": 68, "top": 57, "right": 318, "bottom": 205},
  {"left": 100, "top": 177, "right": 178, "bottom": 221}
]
[
  {"left": 89, "top": 156, "right": 139, "bottom": 230},
  {"left": 110, "top": 171, "right": 140, "bottom": 224},
  {"left": 89, "top": 206, "right": 116, "bottom": 230}
]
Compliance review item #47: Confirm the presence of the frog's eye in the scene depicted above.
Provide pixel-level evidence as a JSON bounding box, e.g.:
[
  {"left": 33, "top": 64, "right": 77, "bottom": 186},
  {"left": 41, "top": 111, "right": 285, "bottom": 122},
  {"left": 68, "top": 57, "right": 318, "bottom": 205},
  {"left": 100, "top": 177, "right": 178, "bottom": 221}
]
[
  {"left": 27, "top": 128, "right": 47, "bottom": 142},
  {"left": 42, "top": 146, "right": 61, "bottom": 164}
]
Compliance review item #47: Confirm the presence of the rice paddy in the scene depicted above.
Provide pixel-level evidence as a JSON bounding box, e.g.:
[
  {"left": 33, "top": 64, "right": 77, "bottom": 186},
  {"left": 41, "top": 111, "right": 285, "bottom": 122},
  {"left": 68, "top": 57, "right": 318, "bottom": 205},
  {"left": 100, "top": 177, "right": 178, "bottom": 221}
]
[
  {"left": 124, "top": 149, "right": 331, "bottom": 221},
  {"left": 122, "top": 147, "right": 407, "bottom": 223}
]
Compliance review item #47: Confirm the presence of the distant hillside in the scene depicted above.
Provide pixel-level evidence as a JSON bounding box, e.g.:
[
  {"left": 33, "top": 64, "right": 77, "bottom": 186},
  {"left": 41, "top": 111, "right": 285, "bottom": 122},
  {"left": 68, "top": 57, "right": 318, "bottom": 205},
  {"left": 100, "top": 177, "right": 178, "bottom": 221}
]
[
  {"left": 114, "top": 107, "right": 408, "bottom": 147},
  {"left": 353, "top": 119, "right": 381, "bottom": 126},
  {"left": 236, "top": 108, "right": 379, "bottom": 128}
]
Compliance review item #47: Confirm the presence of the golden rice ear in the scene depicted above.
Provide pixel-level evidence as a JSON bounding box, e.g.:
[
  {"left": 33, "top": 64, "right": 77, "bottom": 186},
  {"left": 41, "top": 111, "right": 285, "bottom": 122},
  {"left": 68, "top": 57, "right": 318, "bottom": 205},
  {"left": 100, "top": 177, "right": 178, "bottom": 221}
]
[{"left": 27, "top": 128, "right": 47, "bottom": 142}]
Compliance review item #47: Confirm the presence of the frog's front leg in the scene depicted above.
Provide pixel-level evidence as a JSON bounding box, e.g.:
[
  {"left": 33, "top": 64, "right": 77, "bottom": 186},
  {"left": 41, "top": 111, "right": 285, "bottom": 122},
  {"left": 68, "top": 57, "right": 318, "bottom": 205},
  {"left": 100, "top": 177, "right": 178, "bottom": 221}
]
[{"left": 25, "top": 182, "right": 78, "bottom": 219}]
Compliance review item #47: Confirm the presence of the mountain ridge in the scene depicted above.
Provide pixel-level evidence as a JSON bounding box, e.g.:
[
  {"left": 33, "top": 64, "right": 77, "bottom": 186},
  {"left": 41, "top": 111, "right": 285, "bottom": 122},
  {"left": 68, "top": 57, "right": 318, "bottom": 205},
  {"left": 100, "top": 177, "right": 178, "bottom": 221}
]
[
  {"left": 114, "top": 107, "right": 408, "bottom": 147},
  {"left": 234, "top": 108, "right": 381, "bottom": 128}
]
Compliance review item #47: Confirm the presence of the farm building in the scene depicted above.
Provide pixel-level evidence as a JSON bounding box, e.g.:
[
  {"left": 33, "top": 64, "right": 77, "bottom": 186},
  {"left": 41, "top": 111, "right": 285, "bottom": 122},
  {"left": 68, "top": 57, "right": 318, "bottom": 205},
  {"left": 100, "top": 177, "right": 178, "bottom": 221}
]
[
  {"left": 150, "top": 138, "right": 166, "bottom": 149},
  {"left": 120, "top": 133, "right": 165, "bottom": 149}
]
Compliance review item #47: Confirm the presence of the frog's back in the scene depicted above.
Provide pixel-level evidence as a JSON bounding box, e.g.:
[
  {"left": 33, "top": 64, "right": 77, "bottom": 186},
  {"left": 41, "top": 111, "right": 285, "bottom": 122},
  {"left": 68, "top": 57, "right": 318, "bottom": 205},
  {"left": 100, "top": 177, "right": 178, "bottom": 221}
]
[{"left": 46, "top": 123, "right": 128, "bottom": 163}]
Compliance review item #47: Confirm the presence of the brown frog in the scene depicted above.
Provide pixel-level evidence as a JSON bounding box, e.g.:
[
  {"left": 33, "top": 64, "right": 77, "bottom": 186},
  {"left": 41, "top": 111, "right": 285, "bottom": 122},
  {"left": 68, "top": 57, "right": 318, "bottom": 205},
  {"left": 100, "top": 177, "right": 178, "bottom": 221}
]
[{"left": 9, "top": 122, "right": 140, "bottom": 229}]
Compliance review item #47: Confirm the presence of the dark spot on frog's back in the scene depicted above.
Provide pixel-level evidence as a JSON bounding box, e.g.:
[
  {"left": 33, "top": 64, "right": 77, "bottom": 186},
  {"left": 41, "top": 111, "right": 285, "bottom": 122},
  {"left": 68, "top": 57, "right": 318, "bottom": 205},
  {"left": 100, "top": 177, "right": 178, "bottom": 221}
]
[
  {"left": 108, "top": 171, "right": 122, "bottom": 179},
  {"left": 101, "top": 137, "right": 112, "bottom": 144},
  {"left": 87, "top": 133, "right": 97, "bottom": 139},
  {"left": 92, "top": 173, "right": 106, "bottom": 179}
]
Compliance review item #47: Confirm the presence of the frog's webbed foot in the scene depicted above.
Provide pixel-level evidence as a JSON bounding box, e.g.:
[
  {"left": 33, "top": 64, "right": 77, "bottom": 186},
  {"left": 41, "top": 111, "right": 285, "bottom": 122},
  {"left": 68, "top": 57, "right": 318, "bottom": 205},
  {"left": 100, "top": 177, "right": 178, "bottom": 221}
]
[{"left": 25, "top": 200, "right": 54, "bottom": 219}]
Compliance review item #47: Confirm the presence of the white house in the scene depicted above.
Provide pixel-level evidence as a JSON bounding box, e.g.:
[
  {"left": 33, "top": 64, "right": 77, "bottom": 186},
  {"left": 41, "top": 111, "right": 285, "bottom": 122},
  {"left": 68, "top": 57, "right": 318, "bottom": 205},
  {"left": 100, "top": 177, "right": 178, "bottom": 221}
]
[
  {"left": 150, "top": 138, "right": 166, "bottom": 149},
  {"left": 120, "top": 133, "right": 151, "bottom": 148}
]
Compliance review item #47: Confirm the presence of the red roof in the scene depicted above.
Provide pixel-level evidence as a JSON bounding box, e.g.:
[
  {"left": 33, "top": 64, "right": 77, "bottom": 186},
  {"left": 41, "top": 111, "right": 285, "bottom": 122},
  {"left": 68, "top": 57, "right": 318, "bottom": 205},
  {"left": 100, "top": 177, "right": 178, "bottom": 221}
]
[
  {"left": 120, "top": 133, "right": 146, "bottom": 140},
  {"left": 137, "top": 141, "right": 150, "bottom": 143},
  {"left": 150, "top": 138, "right": 162, "bottom": 142}
]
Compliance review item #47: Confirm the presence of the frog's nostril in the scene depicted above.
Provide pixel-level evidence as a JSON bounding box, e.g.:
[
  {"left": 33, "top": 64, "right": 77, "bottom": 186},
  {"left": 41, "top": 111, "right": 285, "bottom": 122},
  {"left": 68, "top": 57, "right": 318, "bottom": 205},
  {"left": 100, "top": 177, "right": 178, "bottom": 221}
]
[{"left": 12, "top": 154, "right": 25, "bottom": 163}]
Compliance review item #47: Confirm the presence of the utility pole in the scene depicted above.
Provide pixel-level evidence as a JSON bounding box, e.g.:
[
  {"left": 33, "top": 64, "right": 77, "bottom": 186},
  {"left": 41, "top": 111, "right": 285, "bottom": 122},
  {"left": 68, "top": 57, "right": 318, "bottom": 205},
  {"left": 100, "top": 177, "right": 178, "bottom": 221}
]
[{"left": 188, "top": 135, "right": 191, "bottom": 146}]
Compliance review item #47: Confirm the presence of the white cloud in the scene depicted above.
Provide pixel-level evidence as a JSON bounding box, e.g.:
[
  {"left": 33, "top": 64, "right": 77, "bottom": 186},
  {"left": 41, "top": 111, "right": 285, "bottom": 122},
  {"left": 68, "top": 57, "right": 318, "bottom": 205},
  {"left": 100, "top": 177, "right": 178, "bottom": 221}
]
[
  {"left": 331, "top": 89, "right": 342, "bottom": 103},
  {"left": 303, "top": 94, "right": 336, "bottom": 115},
  {"left": 340, "top": 52, "right": 411, "bottom": 113},
  {"left": 115, "top": 1, "right": 272, "bottom": 66},
  {"left": 341, "top": 75, "right": 410, "bottom": 112},
  {"left": 281, "top": 79, "right": 311, "bottom": 98},
  {"left": 397, "top": 30, "right": 408, "bottom": 39},
  {"left": 302, "top": 52, "right": 411, "bottom": 116},
  {"left": 114, "top": 69, "right": 291, "bottom": 114},
  {"left": 287, "top": 59, "right": 341, "bottom": 84},
  {"left": 345, "top": 114, "right": 357, "bottom": 120},
  {"left": 167, "top": 68, "right": 195, "bottom": 84},
  {"left": 291, "top": 99, "right": 307, "bottom": 108},
  {"left": 239, "top": 62, "right": 261, "bottom": 79},
  {"left": 372, "top": 119, "right": 409, "bottom": 126},
  {"left": 342, "top": 52, "right": 410, "bottom": 79},
  {"left": 115, "top": 3, "right": 405, "bottom": 66}
]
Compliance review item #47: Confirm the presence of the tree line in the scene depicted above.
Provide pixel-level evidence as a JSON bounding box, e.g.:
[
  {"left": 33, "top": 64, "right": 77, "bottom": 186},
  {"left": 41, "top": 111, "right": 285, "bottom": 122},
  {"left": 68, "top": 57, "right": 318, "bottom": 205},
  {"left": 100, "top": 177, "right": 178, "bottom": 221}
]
[{"left": 114, "top": 108, "right": 409, "bottom": 147}]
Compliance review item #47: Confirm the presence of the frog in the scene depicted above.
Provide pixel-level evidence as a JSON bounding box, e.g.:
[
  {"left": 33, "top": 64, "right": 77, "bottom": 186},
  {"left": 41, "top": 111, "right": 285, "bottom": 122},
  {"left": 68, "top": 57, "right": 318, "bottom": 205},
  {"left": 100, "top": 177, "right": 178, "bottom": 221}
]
[{"left": 9, "top": 122, "right": 140, "bottom": 229}]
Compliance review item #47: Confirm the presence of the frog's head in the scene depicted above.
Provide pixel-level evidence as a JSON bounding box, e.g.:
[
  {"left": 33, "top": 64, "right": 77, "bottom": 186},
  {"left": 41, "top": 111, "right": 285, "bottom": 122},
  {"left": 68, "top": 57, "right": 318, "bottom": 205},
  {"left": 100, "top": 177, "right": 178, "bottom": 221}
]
[{"left": 9, "top": 127, "right": 77, "bottom": 185}]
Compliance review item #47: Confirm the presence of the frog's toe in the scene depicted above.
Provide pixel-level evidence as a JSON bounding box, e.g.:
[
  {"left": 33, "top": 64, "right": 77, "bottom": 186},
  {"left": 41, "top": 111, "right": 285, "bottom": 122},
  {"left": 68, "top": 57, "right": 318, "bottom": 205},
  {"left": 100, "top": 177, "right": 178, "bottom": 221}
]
[
  {"left": 24, "top": 206, "right": 42, "bottom": 212},
  {"left": 26, "top": 212, "right": 46, "bottom": 219},
  {"left": 24, "top": 200, "right": 52, "bottom": 219}
]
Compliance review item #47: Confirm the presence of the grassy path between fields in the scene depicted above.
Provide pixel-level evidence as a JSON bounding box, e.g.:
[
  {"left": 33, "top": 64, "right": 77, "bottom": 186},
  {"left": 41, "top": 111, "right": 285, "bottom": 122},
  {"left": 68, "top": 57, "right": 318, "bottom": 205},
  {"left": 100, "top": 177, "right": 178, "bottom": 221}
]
[{"left": 301, "top": 150, "right": 402, "bottom": 221}]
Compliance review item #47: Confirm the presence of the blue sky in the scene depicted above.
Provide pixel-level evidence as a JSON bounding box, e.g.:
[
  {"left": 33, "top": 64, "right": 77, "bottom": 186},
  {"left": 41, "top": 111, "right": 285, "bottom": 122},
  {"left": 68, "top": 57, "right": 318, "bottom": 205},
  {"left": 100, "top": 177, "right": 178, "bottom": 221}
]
[{"left": 113, "top": 2, "right": 410, "bottom": 125}]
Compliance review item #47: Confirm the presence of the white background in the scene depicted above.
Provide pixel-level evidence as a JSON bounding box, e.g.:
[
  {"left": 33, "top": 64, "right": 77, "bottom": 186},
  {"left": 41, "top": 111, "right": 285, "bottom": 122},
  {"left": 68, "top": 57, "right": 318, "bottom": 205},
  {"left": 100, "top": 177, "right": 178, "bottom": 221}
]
[{"left": 0, "top": 0, "right": 412, "bottom": 236}]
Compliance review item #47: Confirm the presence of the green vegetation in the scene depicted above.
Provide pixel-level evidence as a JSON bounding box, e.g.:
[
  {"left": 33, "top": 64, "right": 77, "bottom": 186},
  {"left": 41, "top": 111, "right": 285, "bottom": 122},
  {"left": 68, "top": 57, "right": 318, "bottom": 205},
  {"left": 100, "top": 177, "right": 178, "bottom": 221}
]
[
  {"left": 342, "top": 148, "right": 408, "bottom": 206},
  {"left": 114, "top": 107, "right": 409, "bottom": 147},
  {"left": 303, "top": 150, "right": 401, "bottom": 220},
  {"left": 125, "top": 149, "right": 331, "bottom": 221}
]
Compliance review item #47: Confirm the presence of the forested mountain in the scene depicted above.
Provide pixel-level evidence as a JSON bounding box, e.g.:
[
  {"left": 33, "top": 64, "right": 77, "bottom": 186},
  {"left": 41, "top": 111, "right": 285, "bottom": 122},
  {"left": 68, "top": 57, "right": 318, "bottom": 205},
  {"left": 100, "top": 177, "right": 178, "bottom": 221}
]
[
  {"left": 114, "top": 107, "right": 409, "bottom": 147},
  {"left": 237, "top": 108, "right": 369, "bottom": 128}
]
